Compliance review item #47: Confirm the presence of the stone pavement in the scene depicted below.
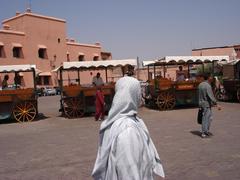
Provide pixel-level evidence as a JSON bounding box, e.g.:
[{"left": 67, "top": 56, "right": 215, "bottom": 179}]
[{"left": 0, "top": 96, "right": 239, "bottom": 180}]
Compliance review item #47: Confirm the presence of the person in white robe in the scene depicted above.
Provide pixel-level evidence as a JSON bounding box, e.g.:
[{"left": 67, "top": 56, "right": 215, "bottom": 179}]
[{"left": 92, "top": 76, "right": 165, "bottom": 180}]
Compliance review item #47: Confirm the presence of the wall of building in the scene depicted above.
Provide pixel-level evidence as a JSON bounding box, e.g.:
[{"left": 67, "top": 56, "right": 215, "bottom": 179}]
[
  {"left": 0, "top": 10, "right": 111, "bottom": 89},
  {"left": 66, "top": 42, "right": 101, "bottom": 61},
  {"left": 3, "top": 13, "right": 67, "bottom": 70},
  {"left": 0, "top": 31, "right": 25, "bottom": 64},
  {"left": 192, "top": 47, "right": 238, "bottom": 60}
]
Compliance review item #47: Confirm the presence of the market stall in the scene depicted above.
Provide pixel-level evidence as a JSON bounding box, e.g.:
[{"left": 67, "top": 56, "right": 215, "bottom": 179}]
[
  {"left": 0, "top": 64, "right": 38, "bottom": 122},
  {"left": 142, "top": 56, "right": 228, "bottom": 110},
  {"left": 56, "top": 59, "right": 137, "bottom": 118}
]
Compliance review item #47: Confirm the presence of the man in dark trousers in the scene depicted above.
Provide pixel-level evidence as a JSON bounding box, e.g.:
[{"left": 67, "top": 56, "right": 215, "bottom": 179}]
[{"left": 198, "top": 73, "right": 221, "bottom": 138}]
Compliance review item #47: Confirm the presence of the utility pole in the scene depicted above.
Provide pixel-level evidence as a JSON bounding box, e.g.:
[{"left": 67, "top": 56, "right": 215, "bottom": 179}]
[{"left": 137, "top": 56, "right": 140, "bottom": 79}]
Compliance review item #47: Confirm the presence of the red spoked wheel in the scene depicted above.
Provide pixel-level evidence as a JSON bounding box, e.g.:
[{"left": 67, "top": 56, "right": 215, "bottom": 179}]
[
  {"left": 156, "top": 91, "right": 176, "bottom": 110},
  {"left": 63, "top": 97, "right": 85, "bottom": 118}
]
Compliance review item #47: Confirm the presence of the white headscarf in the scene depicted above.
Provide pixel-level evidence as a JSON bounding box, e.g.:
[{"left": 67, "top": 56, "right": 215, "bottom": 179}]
[
  {"left": 92, "top": 76, "right": 164, "bottom": 179},
  {"left": 100, "top": 76, "right": 141, "bottom": 132}
]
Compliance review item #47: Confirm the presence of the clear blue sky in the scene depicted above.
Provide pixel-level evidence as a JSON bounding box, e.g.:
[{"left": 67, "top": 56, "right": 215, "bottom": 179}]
[{"left": 1, "top": 0, "right": 240, "bottom": 60}]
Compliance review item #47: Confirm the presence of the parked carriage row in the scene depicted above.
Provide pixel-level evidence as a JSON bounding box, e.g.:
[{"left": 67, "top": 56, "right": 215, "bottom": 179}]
[
  {"left": 0, "top": 59, "right": 137, "bottom": 122},
  {"left": 0, "top": 57, "right": 239, "bottom": 123},
  {"left": 141, "top": 56, "right": 233, "bottom": 110}
]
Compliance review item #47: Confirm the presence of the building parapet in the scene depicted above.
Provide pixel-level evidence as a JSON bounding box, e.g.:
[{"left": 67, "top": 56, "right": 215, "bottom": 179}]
[
  {"left": 0, "top": 29, "right": 25, "bottom": 36},
  {"left": 2, "top": 12, "right": 66, "bottom": 24},
  {"left": 192, "top": 44, "right": 240, "bottom": 51},
  {"left": 66, "top": 41, "right": 101, "bottom": 48}
]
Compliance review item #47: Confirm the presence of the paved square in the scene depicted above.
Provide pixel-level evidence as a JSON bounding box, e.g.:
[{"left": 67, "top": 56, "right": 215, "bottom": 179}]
[{"left": 0, "top": 96, "right": 239, "bottom": 180}]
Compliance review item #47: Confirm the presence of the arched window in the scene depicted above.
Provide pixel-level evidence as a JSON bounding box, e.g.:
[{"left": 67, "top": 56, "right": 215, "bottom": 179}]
[
  {"left": 78, "top": 55, "right": 84, "bottom": 61},
  {"left": 0, "top": 45, "right": 5, "bottom": 58},
  {"left": 38, "top": 45, "right": 47, "bottom": 59},
  {"left": 93, "top": 56, "right": 99, "bottom": 61},
  {"left": 67, "top": 53, "right": 70, "bottom": 62}
]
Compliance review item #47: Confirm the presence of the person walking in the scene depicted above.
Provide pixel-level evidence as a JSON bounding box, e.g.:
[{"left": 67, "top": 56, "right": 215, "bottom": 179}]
[
  {"left": 95, "top": 86, "right": 105, "bottom": 121},
  {"left": 92, "top": 76, "right": 165, "bottom": 180},
  {"left": 198, "top": 73, "right": 221, "bottom": 138}
]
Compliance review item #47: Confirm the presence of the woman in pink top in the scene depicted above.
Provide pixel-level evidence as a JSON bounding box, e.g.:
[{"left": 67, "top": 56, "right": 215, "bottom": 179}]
[{"left": 95, "top": 86, "right": 105, "bottom": 121}]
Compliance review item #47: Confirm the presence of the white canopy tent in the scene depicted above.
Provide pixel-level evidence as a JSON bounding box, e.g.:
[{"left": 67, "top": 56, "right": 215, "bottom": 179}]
[
  {"left": 142, "top": 56, "right": 229, "bottom": 66},
  {"left": 219, "top": 59, "right": 240, "bottom": 65},
  {"left": 160, "top": 56, "right": 229, "bottom": 64},
  {"left": 54, "top": 59, "right": 137, "bottom": 85},
  {"left": 0, "top": 64, "right": 37, "bottom": 89},
  {"left": 142, "top": 56, "right": 230, "bottom": 80},
  {"left": 142, "top": 60, "right": 156, "bottom": 67},
  {"left": 0, "top": 64, "right": 36, "bottom": 73},
  {"left": 62, "top": 59, "right": 137, "bottom": 70}
]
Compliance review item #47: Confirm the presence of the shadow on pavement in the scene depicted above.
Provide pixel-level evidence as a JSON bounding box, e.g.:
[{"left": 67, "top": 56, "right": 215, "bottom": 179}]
[
  {"left": 0, "top": 113, "right": 49, "bottom": 125},
  {"left": 35, "top": 113, "right": 49, "bottom": 121},
  {"left": 190, "top": 130, "right": 202, "bottom": 137},
  {"left": 0, "top": 118, "right": 16, "bottom": 124}
]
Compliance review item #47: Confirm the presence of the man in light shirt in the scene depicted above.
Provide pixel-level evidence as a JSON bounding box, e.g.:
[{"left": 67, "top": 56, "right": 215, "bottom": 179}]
[
  {"left": 176, "top": 66, "right": 185, "bottom": 82},
  {"left": 92, "top": 72, "right": 104, "bottom": 86},
  {"left": 198, "top": 73, "right": 221, "bottom": 138}
]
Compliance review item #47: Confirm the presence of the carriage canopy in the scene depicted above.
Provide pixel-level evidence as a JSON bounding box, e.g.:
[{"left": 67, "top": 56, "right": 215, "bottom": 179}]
[
  {"left": 143, "top": 56, "right": 229, "bottom": 66},
  {"left": 59, "top": 59, "right": 137, "bottom": 70},
  {"left": 0, "top": 64, "right": 36, "bottom": 73}
]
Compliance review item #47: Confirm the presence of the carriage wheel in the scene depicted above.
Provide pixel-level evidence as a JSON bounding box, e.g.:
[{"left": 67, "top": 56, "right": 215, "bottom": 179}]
[
  {"left": 215, "top": 90, "right": 225, "bottom": 101},
  {"left": 156, "top": 91, "right": 176, "bottom": 110},
  {"left": 13, "top": 102, "right": 37, "bottom": 122},
  {"left": 237, "top": 88, "right": 240, "bottom": 103},
  {"left": 63, "top": 97, "right": 84, "bottom": 118}
]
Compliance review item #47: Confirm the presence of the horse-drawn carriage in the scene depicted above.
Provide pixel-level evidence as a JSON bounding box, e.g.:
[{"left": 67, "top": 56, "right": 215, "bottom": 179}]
[
  {"left": 0, "top": 64, "right": 38, "bottom": 122},
  {"left": 221, "top": 59, "right": 240, "bottom": 102},
  {"left": 142, "top": 56, "right": 228, "bottom": 110},
  {"left": 56, "top": 59, "right": 137, "bottom": 118}
]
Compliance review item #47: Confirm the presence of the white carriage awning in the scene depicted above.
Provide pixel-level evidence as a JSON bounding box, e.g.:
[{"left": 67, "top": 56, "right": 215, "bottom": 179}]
[
  {"left": 62, "top": 59, "right": 137, "bottom": 70},
  {"left": 0, "top": 64, "right": 36, "bottom": 73},
  {"left": 218, "top": 59, "right": 240, "bottom": 65},
  {"left": 160, "top": 56, "right": 229, "bottom": 64},
  {"left": 143, "top": 56, "right": 229, "bottom": 66},
  {"left": 142, "top": 60, "right": 156, "bottom": 66},
  {"left": 227, "top": 59, "right": 240, "bottom": 65}
]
